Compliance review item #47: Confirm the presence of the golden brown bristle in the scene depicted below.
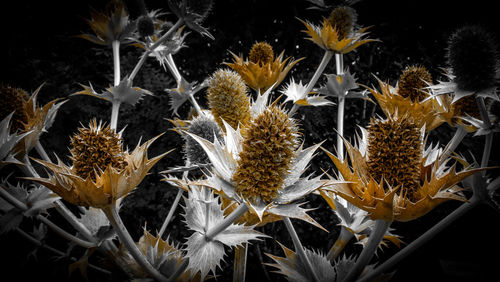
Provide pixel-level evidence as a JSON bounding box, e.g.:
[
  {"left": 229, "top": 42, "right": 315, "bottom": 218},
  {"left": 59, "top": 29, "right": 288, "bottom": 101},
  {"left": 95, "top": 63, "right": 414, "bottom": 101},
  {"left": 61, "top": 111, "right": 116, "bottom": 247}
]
[
  {"left": 397, "top": 65, "right": 433, "bottom": 102},
  {"left": 249, "top": 42, "right": 274, "bottom": 65}
]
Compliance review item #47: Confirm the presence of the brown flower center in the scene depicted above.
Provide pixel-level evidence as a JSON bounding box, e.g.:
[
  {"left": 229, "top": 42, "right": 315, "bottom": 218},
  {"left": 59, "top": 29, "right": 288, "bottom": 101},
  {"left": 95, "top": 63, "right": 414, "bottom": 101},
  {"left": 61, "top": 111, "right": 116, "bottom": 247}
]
[
  {"left": 397, "top": 65, "right": 433, "bottom": 102},
  {"left": 452, "top": 95, "right": 481, "bottom": 123},
  {"left": 249, "top": 42, "right": 274, "bottom": 65},
  {"left": 70, "top": 120, "right": 127, "bottom": 181},
  {"left": 327, "top": 6, "right": 357, "bottom": 40},
  {"left": 366, "top": 117, "right": 422, "bottom": 199},
  {"left": 0, "top": 85, "right": 30, "bottom": 133}
]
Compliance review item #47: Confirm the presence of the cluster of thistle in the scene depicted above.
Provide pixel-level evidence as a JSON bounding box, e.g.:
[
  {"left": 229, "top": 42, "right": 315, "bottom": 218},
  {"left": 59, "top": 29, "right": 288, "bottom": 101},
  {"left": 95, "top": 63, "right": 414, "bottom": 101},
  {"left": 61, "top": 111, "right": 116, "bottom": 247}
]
[{"left": 1, "top": 0, "right": 500, "bottom": 281}]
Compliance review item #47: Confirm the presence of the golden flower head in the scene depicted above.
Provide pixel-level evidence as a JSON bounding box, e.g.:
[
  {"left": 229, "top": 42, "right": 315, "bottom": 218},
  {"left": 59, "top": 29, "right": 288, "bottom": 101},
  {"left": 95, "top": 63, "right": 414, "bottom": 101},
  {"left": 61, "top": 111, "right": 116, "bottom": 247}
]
[
  {"left": 323, "top": 113, "right": 484, "bottom": 222},
  {"left": 225, "top": 42, "right": 304, "bottom": 91},
  {"left": 0, "top": 84, "right": 65, "bottom": 158},
  {"left": 207, "top": 68, "right": 251, "bottom": 130},
  {"left": 25, "top": 120, "right": 168, "bottom": 208},
  {"left": 366, "top": 75, "right": 445, "bottom": 131},
  {"left": 299, "top": 6, "right": 377, "bottom": 54},
  {"left": 397, "top": 65, "right": 433, "bottom": 102},
  {"left": 232, "top": 105, "right": 299, "bottom": 203}
]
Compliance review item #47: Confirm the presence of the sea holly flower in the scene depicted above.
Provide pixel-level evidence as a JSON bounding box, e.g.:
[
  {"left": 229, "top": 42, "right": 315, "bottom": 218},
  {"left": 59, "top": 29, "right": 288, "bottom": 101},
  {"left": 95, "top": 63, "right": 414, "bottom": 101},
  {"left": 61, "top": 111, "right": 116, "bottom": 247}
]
[
  {"left": 299, "top": 6, "right": 377, "bottom": 54},
  {"left": 75, "top": 78, "right": 153, "bottom": 107},
  {"left": 365, "top": 67, "right": 446, "bottom": 131},
  {"left": 324, "top": 114, "right": 485, "bottom": 222},
  {"left": 24, "top": 120, "right": 168, "bottom": 208},
  {"left": 226, "top": 41, "right": 304, "bottom": 92},
  {"left": 0, "top": 84, "right": 66, "bottom": 158},
  {"left": 174, "top": 91, "right": 330, "bottom": 228},
  {"left": 77, "top": 0, "right": 135, "bottom": 46},
  {"left": 183, "top": 186, "right": 266, "bottom": 280},
  {"left": 281, "top": 78, "right": 334, "bottom": 107}
]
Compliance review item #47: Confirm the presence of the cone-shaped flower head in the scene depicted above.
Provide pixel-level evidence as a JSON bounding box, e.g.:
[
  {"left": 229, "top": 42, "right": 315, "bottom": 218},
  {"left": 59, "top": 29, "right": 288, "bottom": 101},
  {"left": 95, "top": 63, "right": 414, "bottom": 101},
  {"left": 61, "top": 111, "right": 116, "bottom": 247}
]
[
  {"left": 25, "top": 120, "right": 168, "bottom": 208},
  {"left": 0, "top": 84, "right": 65, "bottom": 157},
  {"left": 226, "top": 42, "right": 304, "bottom": 91},
  {"left": 299, "top": 6, "right": 377, "bottom": 53},
  {"left": 184, "top": 115, "right": 223, "bottom": 165},
  {"left": 207, "top": 69, "right": 251, "bottom": 130},
  {"left": 366, "top": 72, "right": 445, "bottom": 131},
  {"left": 397, "top": 65, "right": 433, "bottom": 102},
  {"left": 136, "top": 15, "right": 155, "bottom": 38},
  {"left": 324, "top": 113, "right": 485, "bottom": 221},
  {"left": 232, "top": 105, "right": 299, "bottom": 203},
  {"left": 78, "top": 0, "right": 135, "bottom": 46},
  {"left": 448, "top": 25, "right": 499, "bottom": 93}
]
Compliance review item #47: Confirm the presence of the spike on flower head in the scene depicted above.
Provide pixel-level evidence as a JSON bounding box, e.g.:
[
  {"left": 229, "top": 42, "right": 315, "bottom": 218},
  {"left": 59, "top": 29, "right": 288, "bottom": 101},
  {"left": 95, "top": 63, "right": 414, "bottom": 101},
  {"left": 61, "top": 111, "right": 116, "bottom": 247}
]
[
  {"left": 249, "top": 42, "right": 274, "bottom": 65},
  {"left": 69, "top": 120, "right": 127, "bottom": 181},
  {"left": 447, "top": 25, "right": 499, "bottom": 92},
  {"left": 0, "top": 84, "right": 30, "bottom": 133},
  {"left": 366, "top": 116, "right": 422, "bottom": 199},
  {"left": 397, "top": 65, "right": 433, "bottom": 102},
  {"left": 184, "top": 115, "right": 223, "bottom": 165},
  {"left": 327, "top": 6, "right": 358, "bottom": 40},
  {"left": 207, "top": 69, "right": 251, "bottom": 130},
  {"left": 232, "top": 105, "right": 299, "bottom": 203}
]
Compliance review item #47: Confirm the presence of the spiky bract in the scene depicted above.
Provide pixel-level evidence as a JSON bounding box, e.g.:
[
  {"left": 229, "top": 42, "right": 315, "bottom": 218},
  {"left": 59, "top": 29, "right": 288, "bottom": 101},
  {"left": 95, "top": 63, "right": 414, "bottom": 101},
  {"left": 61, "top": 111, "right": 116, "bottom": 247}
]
[
  {"left": 207, "top": 69, "right": 251, "bottom": 130},
  {"left": 232, "top": 106, "right": 299, "bottom": 203}
]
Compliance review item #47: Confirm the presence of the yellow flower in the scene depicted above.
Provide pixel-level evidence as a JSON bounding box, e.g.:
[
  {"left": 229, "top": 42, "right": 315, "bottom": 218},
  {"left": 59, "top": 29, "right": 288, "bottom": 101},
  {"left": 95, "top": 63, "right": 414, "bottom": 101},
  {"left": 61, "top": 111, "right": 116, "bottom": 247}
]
[
  {"left": 324, "top": 114, "right": 483, "bottom": 221},
  {"left": 299, "top": 6, "right": 377, "bottom": 53},
  {"left": 77, "top": 0, "right": 135, "bottom": 46},
  {"left": 0, "top": 84, "right": 65, "bottom": 158},
  {"left": 366, "top": 70, "right": 445, "bottom": 131},
  {"left": 225, "top": 41, "right": 304, "bottom": 91},
  {"left": 25, "top": 120, "right": 168, "bottom": 208}
]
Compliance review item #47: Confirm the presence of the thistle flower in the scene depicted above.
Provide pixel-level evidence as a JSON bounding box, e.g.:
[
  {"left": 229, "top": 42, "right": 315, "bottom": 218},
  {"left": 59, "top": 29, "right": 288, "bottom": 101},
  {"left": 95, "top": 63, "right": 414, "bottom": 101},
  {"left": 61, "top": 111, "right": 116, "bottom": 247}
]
[
  {"left": 428, "top": 25, "right": 499, "bottom": 102},
  {"left": 299, "top": 6, "right": 377, "bottom": 54},
  {"left": 78, "top": 0, "right": 135, "bottom": 46},
  {"left": 324, "top": 114, "right": 484, "bottom": 221},
  {"left": 206, "top": 69, "right": 251, "bottom": 130},
  {"left": 25, "top": 120, "right": 168, "bottom": 208},
  {"left": 0, "top": 84, "right": 65, "bottom": 158},
  {"left": 183, "top": 115, "right": 223, "bottom": 165},
  {"left": 366, "top": 72, "right": 445, "bottom": 131},
  {"left": 225, "top": 42, "right": 304, "bottom": 91},
  {"left": 171, "top": 92, "right": 329, "bottom": 228}
]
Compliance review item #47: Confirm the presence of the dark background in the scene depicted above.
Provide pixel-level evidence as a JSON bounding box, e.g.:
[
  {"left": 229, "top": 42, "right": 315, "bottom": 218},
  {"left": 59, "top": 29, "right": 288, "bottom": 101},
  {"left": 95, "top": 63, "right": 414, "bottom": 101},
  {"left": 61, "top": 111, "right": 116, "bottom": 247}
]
[{"left": 1, "top": 0, "right": 500, "bottom": 281}]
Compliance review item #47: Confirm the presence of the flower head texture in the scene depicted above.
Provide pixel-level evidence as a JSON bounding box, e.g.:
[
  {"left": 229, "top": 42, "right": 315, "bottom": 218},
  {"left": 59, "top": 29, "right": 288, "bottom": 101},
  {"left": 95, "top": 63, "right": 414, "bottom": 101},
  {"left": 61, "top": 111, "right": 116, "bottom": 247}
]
[
  {"left": 184, "top": 115, "right": 223, "bottom": 165},
  {"left": 25, "top": 120, "right": 168, "bottom": 208},
  {"left": 299, "top": 6, "right": 377, "bottom": 53},
  {"left": 226, "top": 42, "right": 304, "bottom": 91},
  {"left": 207, "top": 69, "right": 252, "bottom": 130},
  {"left": 324, "top": 114, "right": 484, "bottom": 221}
]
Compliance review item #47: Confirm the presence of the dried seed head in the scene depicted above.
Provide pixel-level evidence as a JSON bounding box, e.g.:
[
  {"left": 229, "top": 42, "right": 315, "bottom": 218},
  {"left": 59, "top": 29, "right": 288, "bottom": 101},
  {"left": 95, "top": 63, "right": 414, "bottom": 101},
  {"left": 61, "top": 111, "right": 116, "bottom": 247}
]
[
  {"left": 327, "top": 6, "right": 358, "bottom": 40},
  {"left": 447, "top": 25, "right": 498, "bottom": 92},
  {"left": 184, "top": 116, "right": 223, "bottom": 165},
  {"left": 70, "top": 120, "right": 127, "bottom": 181},
  {"left": 207, "top": 69, "right": 251, "bottom": 130},
  {"left": 366, "top": 116, "right": 422, "bottom": 199},
  {"left": 137, "top": 15, "right": 155, "bottom": 37},
  {"left": 397, "top": 65, "right": 433, "bottom": 102},
  {"left": 249, "top": 42, "right": 274, "bottom": 65},
  {"left": 232, "top": 106, "right": 299, "bottom": 203},
  {"left": 452, "top": 95, "right": 481, "bottom": 122},
  {"left": 0, "top": 85, "right": 30, "bottom": 133}
]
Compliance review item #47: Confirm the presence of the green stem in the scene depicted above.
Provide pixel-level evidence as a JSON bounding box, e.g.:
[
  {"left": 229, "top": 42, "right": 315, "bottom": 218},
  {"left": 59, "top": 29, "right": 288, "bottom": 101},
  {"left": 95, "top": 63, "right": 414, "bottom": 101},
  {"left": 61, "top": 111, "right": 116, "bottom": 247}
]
[
  {"left": 166, "top": 53, "right": 182, "bottom": 84},
  {"left": 358, "top": 198, "right": 479, "bottom": 282},
  {"left": 304, "top": 51, "right": 334, "bottom": 100},
  {"left": 343, "top": 219, "right": 391, "bottom": 282},
  {"left": 158, "top": 188, "right": 183, "bottom": 238},
  {"left": 103, "top": 204, "right": 169, "bottom": 282},
  {"left": 0, "top": 184, "right": 28, "bottom": 210},
  {"left": 129, "top": 19, "right": 183, "bottom": 83},
  {"left": 283, "top": 217, "right": 319, "bottom": 282},
  {"left": 233, "top": 243, "right": 248, "bottom": 282},
  {"left": 35, "top": 141, "right": 51, "bottom": 163},
  {"left": 335, "top": 53, "right": 345, "bottom": 161},
  {"left": 112, "top": 40, "right": 121, "bottom": 86},
  {"left": 326, "top": 226, "right": 353, "bottom": 261},
  {"left": 37, "top": 215, "right": 97, "bottom": 249},
  {"left": 205, "top": 203, "right": 249, "bottom": 241},
  {"left": 440, "top": 126, "right": 467, "bottom": 162},
  {"left": 110, "top": 101, "right": 121, "bottom": 131}
]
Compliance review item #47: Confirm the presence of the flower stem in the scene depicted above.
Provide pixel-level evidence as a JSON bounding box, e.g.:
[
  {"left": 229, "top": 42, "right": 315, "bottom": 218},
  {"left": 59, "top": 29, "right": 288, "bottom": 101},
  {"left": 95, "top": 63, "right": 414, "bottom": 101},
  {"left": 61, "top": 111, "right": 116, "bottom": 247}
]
[
  {"left": 358, "top": 198, "right": 479, "bottom": 282},
  {"left": 158, "top": 188, "right": 183, "bottom": 238},
  {"left": 205, "top": 203, "right": 249, "bottom": 241},
  {"left": 129, "top": 19, "right": 183, "bottom": 83},
  {"left": 304, "top": 51, "right": 334, "bottom": 99},
  {"left": 37, "top": 215, "right": 97, "bottom": 249},
  {"left": 283, "top": 217, "right": 319, "bottom": 282},
  {"left": 103, "top": 204, "right": 169, "bottom": 282},
  {"left": 166, "top": 53, "right": 182, "bottom": 84},
  {"left": 112, "top": 40, "right": 121, "bottom": 86},
  {"left": 233, "top": 243, "right": 248, "bottom": 282},
  {"left": 326, "top": 226, "right": 353, "bottom": 261},
  {"left": 476, "top": 97, "right": 493, "bottom": 176},
  {"left": 0, "top": 184, "right": 28, "bottom": 210},
  {"left": 343, "top": 219, "right": 391, "bottom": 282},
  {"left": 110, "top": 101, "right": 121, "bottom": 131},
  {"left": 35, "top": 141, "right": 51, "bottom": 163},
  {"left": 335, "top": 53, "right": 345, "bottom": 161},
  {"left": 440, "top": 126, "right": 467, "bottom": 162}
]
